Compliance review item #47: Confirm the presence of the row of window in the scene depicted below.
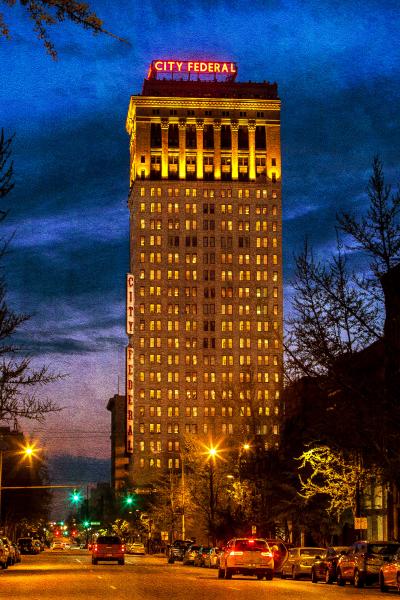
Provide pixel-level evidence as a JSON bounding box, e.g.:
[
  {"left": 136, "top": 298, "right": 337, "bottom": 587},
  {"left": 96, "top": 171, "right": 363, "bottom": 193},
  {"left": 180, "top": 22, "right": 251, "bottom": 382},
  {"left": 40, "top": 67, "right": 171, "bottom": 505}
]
[
  {"left": 140, "top": 187, "right": 278, "bottom": 199},
  {"left": 138, "top": 269, "right": 278, "bottom": 282},
  {"left": 138, "top": 405, "right": 279, "bottom": 417},
  {"left": 140, "top": 252, "right": 277, "bottom": 266},
  {"left": 138, "top": 338, "right": 279, "bottom": 352},
  {"left": 139, "top": 353, "right": 279, "bottom": 365},
  {"left": 139, "top": 318, "right": 280, "bottom": 331},
  {"left": 137, "top": 371, "right": 280, "bottom": 383},
  {"left": 137, "top": 423, "right": 280, "bottom": 436},
  {"left": 140, "top": 202, "right": 277, "bottom": 216},
  {"left": 137, "top": 388, "right": 279, "bottom": 401}
]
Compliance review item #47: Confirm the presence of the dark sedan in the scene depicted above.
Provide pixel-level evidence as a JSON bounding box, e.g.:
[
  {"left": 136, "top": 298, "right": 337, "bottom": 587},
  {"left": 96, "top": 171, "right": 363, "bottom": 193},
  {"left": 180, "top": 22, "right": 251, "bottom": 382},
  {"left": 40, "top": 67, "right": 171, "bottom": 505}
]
[{"left": 311, "top": 546, "right": 349, "bottom": 583}]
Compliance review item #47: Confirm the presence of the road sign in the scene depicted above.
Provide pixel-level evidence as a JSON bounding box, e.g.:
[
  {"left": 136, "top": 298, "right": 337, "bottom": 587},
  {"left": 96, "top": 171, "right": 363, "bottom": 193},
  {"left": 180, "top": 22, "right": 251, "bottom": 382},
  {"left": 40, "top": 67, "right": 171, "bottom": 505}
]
[
  {"left": 251, "top": 525, "right": 257, "bottom": 535},
  {"left": 354, "top": 517, "right": 368, "bottom": 529},
  {"left": 90, "top": 521, "right": 101, "bottom": 526}
]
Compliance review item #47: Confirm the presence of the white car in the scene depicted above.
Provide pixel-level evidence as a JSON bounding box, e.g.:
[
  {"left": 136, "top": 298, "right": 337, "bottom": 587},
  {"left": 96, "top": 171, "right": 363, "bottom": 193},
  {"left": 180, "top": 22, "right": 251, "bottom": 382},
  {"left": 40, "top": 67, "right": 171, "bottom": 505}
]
[
  {"left": 52, "top": 540, "right": 65, "bottom": 550},
  {"left": 128, "top": 542, "right": 145, "bottom": 555},
  {"left": 218, "top": 538, "right": 274, "bottom": 580}
]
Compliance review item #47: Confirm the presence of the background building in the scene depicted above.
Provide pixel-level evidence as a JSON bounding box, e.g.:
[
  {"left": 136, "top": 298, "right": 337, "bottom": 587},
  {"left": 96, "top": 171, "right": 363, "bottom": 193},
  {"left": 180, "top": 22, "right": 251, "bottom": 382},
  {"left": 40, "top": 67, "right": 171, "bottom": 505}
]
[
  {"left": 125, "top": 60, "right": 283, "bottom": 485},
  {"left": 107, "top": 394, "right": 129, "bottom": 491}
]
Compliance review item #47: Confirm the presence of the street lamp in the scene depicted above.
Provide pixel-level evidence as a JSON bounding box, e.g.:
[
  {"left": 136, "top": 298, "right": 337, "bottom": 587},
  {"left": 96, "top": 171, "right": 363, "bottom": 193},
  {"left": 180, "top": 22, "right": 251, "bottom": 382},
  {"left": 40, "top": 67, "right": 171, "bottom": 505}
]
[
  {"left": 206, "top": 445, "right": 220, "bottom": 546},
  {"left": 0, "top": 441, "right": 40, "bottom": 525}
]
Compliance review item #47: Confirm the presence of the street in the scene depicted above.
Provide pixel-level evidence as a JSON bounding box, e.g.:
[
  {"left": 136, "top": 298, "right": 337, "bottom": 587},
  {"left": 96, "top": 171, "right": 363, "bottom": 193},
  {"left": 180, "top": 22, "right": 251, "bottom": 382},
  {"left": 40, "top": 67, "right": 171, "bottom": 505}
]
[{"left": 0, "top": 550, "right": 391, "bottom": 600}]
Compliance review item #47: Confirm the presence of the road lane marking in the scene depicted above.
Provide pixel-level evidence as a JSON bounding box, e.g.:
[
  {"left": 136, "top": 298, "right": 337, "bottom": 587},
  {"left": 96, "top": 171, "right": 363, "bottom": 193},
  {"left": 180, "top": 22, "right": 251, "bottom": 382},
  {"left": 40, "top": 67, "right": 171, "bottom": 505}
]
[
  {"left": 75, "top": 559, "right": 82, "bottom": 563},
  {"left": 97, "top": 575, "right": 103, "bottom": 579},
  {"left": 110, "top": 585, "right": 117, "bottom": 590}
]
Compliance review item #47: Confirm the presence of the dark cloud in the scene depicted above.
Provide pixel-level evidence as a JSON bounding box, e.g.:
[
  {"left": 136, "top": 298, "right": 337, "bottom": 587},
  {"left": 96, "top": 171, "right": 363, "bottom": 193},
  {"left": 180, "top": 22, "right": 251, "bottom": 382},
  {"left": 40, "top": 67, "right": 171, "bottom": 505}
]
[{"left": 1, "top": 0, "right": 400, "bottom": 462}]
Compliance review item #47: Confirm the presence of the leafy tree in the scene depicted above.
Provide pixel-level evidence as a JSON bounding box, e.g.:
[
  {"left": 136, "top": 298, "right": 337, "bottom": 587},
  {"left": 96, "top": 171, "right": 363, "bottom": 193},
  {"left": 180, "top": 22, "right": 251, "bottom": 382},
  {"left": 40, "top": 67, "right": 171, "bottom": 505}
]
[
  {"left": 0, "top": 130, "right": 61, "bottom": 422},
  {"left": 297, "top": 446, "right": 373, "bottom": 520},
  {"left": 111, "top": 518, "right": 130, "bottom": 540},
  {"left": 0, "top": 0, "right": 125, "bottom": 59}
]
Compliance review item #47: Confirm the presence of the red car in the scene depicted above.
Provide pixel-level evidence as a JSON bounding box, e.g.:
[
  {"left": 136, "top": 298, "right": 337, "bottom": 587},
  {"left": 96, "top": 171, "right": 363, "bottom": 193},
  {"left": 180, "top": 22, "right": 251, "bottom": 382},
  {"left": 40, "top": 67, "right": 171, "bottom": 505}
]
[{"left": 91, "top": 535, "right": 125, "bottom": 565}]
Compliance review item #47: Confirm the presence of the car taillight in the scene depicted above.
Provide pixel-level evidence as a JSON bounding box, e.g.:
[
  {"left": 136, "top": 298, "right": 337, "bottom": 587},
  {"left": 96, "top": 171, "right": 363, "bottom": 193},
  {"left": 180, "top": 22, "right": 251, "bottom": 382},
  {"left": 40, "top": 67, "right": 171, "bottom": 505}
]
[
  {"left": 122, "top": 545, "right": 125, "bottom": 552},
  {"left": 261, "top": 551, "right": 273, "bottom": 557},
  {"left": 93, "top": 545, "right": 98, "bottom": 552},
  {"left": 230, "top": 551, "right": 243, "bottom": 556}
]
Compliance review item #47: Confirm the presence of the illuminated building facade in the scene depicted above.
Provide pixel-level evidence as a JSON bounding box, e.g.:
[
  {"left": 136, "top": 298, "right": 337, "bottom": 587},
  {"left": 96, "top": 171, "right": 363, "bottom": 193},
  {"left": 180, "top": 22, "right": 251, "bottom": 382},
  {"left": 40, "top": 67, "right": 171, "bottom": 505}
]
[{"left": 126, "top": 60, "right": 282, "bottom": 484}]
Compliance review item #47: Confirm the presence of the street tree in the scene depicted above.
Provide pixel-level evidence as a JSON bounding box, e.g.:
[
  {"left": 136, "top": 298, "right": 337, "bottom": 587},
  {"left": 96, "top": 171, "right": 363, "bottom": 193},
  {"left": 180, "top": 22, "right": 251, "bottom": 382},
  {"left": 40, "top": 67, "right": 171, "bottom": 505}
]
[
  {"left": 0, "top": 0, "right": 125, "bottom": 58},
  {"left": 0, "top": 130, "right": 61, "bottom": 422},
  {"left": 285, "top": 157, "right": 400, "bottom": 518},
  {"left": 297, "top": 446, "right": 373, "bottom": 520}
]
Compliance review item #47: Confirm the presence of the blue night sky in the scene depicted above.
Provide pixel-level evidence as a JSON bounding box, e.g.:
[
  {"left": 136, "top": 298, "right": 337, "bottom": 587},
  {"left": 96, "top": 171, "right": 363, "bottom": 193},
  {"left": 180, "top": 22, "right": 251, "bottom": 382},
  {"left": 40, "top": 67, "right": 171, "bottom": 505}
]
[{"left": 1, "top": 0, "right": 400, "bottom": 466}]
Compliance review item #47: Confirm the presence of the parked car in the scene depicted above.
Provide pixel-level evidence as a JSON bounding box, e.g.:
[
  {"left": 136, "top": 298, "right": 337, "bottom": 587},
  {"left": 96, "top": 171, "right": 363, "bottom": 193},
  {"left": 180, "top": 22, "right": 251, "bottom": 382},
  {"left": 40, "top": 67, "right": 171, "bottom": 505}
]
[
  {"left": 167, "top": 539, "right": 192, "bottom": 563},
  {"left": 17, "top": 537, "right": 40, "bottom": 555},
  {"left": 128, "top": 542, "right": 145, "bottom": 555},
  {"left": 13, "top": 543, "right": 21, "bottom": 563},
  {"left": 52, "top": 540, "right": 65, "bottom": 550},
  {"left": 194, "top": 546, "right": 211, "bottom": 567},
  {"left": 218, "top": 537, "right": 274, "bottom": 580},
  {"left": 379, "top": 547, "right": 400, "bottom": 592},
  {"left": 1, "top": 537, "right": 16, "bottom": 566},
  {"left": 0, "top": 539, "right": 8, "bottom": 569},
  {"left": 91, "top": 535, "right": 125, "bottom": 565},
  {"left": 266, "top": 539, "right": 290, "bottom": 575},
  {"left": 203, "top": 547, "right": 221, "bottom": 568},
  {"left": 337, "top": 540, "right": 400, "bottom": 588},
  {"left": 281, "top": 546, "right": 325, "bottom": 579},
  {"left": 183, "top": 544, "right": 201, "bottom": 565},
  {"left": 311, "top": 546, "right": 349, "bottom": 583}
]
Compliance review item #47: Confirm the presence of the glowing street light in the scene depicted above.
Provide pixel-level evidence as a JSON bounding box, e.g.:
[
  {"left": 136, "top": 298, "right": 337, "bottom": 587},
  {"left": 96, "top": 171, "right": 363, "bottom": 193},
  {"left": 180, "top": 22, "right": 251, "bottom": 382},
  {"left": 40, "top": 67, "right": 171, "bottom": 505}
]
[{"left": 0, "top": 440, "right": 41, "bottom": 525}]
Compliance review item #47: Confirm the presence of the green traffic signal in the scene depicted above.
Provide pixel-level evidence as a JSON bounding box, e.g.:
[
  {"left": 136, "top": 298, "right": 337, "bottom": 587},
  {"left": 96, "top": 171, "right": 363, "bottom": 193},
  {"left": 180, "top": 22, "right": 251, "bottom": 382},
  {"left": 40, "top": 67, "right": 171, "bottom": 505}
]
[
  {"left": 70, "top": 489, "right": 82, "bottom": 504},
  {"left": 124, "top": 494, "right": 135, "bottom": 507},
  {"left": 83, "top": 520, "right": 90, "bottom": 528}
]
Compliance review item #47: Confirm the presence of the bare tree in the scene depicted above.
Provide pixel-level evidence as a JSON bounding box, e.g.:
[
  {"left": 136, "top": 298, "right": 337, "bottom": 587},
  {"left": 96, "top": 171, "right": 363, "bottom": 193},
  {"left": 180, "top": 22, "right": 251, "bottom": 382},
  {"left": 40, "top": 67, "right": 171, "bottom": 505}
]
[
  {"left": 0, "top": 129, "right": 61, "bottom": 422},
  {"left": 285, "top": 238, "right": 380, "bottom": 384},
  {"left": 338, "top": 156, "right": 400, "bottom": 278},
  {"left": 0, "top": 0, "right": 126, "bottom": 58}
]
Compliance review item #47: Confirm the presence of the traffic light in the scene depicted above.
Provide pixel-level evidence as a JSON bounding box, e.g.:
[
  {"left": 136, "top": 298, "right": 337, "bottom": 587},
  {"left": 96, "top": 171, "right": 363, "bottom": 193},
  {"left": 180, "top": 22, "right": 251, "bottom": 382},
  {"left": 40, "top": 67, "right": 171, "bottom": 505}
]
[
  {"left": 123, "top": 493, "right": 135, "bottom": 508},
  {"left": 83, "top": 520, "right": 90, "bottom": 528},
  {"left": 70, "top": 489, "right": 82, "bottom": 504}
]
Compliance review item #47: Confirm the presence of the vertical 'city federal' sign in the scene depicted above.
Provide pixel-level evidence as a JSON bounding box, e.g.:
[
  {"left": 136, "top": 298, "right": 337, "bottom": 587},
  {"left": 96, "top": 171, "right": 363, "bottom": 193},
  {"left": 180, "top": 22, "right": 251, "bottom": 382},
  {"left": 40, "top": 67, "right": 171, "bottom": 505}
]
[{"left": 126, "top": 273, "right": 135, "bottom": 454}]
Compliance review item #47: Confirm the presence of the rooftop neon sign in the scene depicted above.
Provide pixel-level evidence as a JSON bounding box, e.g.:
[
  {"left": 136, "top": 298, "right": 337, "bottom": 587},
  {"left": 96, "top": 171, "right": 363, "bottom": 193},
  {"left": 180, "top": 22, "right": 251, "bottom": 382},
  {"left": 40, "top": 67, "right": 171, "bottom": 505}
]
[{"left": 148, "top": 60, "right": 238, "bottom": 81}]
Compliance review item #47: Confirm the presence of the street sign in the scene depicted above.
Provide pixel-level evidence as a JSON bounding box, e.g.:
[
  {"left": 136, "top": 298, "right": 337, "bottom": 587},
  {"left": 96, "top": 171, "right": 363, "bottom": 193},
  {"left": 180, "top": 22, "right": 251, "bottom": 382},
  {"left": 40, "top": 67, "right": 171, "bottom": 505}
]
[
  {"left": 251, "top": 525, "right": 257, "bottom": 535},
  {"left": 90, "top": 521, "right": 100, "bottom": 526},
  {"left": 354, "top": 517, "right": 368, "bottom": 529},
  {"left": 161, "top": 531, "right": 169, "bottom": 541}
]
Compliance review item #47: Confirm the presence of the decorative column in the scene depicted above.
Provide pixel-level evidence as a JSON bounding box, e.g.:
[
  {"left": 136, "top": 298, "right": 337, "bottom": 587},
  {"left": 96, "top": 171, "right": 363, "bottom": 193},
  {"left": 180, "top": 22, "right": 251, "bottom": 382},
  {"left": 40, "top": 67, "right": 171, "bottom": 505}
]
[
  {"left": 248, "top": 120, "right": 256, "bottom": 181},
  {"left": 231, "top": 120, "right": 239, "bottom": 181},
  {"left": 213, "top": 119, "right": 221, "bottom": 180},
  {"left": 161, "top": 118, "right": 169, "bottom": 179},
  {"left": 178, "top": 118, "right": 187, "bottom": 180},
  {"left": 129, "top": 130, "right": 136, "bottom": 184},
  {"left": 196, "top": 119, "right": 204, "bottom": 180}
]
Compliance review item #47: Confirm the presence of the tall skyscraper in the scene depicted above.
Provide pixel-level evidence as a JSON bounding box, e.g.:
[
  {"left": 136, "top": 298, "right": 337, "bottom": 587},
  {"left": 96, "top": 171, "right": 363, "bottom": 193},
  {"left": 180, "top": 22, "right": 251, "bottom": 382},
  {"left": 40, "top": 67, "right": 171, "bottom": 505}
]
[{"left": 126, "top": 60, "right": 282, "bottom": 485}]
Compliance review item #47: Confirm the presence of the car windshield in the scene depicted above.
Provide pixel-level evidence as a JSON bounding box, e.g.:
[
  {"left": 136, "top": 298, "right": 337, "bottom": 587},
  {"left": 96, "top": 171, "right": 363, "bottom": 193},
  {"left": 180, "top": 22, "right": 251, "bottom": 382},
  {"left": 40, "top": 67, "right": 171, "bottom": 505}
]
[
  {"left": 300, "top": 549, "right": 324, "bottom": 557},
  {"left": 97, "top": 536, "right": 121, "bottom": 545},
  {"left": 368, "top": 544, "right": 400, "bottom": 556},
  {"left": 235, "top": 540, "right": 268, "bottom": 551}
]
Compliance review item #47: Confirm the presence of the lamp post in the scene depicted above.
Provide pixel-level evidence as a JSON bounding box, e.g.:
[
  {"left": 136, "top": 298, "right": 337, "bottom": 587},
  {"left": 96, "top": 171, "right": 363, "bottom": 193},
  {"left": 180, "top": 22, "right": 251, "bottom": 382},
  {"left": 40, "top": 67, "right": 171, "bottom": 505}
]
[
  {"left": 207, "top": 446, "right": 218, "bottom": 546},
  {"left": 0, "top": 442, "right": 38, "bottom": 527},
  {"left": 181, "top": 454, "right": 185, "bottom": 540}
]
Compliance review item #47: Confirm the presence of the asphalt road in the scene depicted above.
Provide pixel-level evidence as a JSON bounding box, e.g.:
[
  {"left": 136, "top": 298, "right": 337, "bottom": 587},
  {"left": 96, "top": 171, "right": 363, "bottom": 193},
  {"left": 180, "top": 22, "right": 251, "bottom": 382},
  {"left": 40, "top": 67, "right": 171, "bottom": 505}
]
[{"left": 0, "top": 550, "right": 391, "bottom": 600}]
